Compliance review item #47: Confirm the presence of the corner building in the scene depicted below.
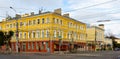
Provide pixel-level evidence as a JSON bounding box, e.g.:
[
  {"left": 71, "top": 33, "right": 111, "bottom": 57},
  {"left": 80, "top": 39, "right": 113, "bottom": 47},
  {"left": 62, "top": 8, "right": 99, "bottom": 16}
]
[{"left": 0, "top": 8, "right": 86, "bottom": 53}]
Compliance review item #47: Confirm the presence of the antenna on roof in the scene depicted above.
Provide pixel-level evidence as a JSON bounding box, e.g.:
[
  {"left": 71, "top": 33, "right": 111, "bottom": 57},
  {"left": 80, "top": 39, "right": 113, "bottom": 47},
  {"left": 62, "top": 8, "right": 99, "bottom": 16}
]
[
  {"left": 6, "top": 11, "right": 12, "bottom": 20},
  {"left": 38, "top": 7, "right": 44, "bottom": 14}
]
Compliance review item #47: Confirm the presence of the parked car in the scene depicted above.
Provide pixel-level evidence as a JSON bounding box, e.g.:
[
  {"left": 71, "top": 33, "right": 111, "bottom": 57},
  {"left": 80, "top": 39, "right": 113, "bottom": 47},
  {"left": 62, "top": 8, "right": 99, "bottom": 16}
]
[{"left": 115, "top": 48, "right": 120, "bottom": 51}]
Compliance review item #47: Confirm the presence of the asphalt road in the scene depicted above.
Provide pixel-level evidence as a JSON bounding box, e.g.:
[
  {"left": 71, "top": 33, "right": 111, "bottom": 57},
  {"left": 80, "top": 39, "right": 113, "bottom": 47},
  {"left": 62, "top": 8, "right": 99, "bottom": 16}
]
[{"left": 0, "top": 51, "right": 120, "bottom": 59}]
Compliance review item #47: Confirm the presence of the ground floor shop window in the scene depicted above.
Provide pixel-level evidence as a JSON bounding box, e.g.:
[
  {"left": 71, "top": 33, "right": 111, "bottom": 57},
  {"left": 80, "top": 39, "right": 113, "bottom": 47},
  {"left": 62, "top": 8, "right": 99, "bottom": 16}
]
[
  {"left": 22, "top": 43, "right": 26, "bottom": 51},
  {"left": 28, "top": 42, "right": 31, "bottom": 50},
  {"left": 32, "top": 42, "right": 34, "bottom": 50},
  {"left": 41, "top": 42, "right": 44, "bottom": 50},
  {"left": 36, "top": 42, "right": 39, "bottom": 50}
]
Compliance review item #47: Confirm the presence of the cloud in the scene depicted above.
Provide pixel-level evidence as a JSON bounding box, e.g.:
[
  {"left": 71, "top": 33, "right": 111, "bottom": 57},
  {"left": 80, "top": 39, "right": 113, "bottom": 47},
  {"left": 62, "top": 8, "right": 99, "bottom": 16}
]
[
  {"left": 0, "top": 0, "right": 120, "bottom": 37},
  {"left": 66, "top": 0, "right": 120, "bottom": 37},
  {"left": 0, "top": 0, "right": 64, "bottom": 19},
  {"left": 109, "top": 13, "right": 120, "bottom": 19}
]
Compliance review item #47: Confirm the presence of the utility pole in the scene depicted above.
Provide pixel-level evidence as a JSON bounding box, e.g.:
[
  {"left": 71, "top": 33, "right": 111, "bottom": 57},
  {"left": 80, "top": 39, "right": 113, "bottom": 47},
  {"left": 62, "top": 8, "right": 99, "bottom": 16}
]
[
  {"left": 95, "top": 26, "right": 97, "bottom": 51},
  {"left": 10, "top": 7, "right": 19, "bottom": 53},
  {"left": 57, "top": 31, "right": 62, "bottom": 54}
]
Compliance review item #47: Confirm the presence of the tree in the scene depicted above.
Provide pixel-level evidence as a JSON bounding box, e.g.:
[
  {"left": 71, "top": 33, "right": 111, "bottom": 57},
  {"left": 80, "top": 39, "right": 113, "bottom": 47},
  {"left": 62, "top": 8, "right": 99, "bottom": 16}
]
[
  {"left": 0, "top": 30, "right": 14, "bottom": 53},
  {"left": 7, "top": 31, "right": 14, "bottom": 48},
  {"left": 0, "top": 31, "right": 5, "bottom": 47},
  {"left": 5, "top": 31, "right": 14, "bottom": 51}
]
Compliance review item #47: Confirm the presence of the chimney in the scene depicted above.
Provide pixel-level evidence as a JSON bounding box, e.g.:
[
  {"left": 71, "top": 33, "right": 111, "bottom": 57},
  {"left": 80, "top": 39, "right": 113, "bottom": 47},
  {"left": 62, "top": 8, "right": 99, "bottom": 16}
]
[
  {"left": 63, "top": 13, "right": 69, "bottom": 17},
  {"left": 2, "top": 19, "right": 6, "bottom": 21},
  {"left": 21, "top": 13, "right": 29, "bottom": 17},
  {"left": 54, "top": 8, "right": 61, "bottom": 15},
  {"left": 15, "top": 14, "right": 21, "bottom": 19},
  {"left": 31, "top": 12, "right": 34, "bottom": 16},
  {"left": 99, "top": 24, "right": 104, "bottom": 29},
  {"left": 39, "top": 10, "right": 42, "bottom": 14}
]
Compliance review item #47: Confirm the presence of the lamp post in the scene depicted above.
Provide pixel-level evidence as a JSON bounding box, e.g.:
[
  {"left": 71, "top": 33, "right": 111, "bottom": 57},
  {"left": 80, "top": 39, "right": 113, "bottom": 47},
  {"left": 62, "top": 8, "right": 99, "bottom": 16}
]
[
  {"left": 95, "top": 26, "right": 97, "bottom": 51},
  {"left": 10, "top": 7, "right": 19, "bottom": 53},
  {"left": 56, "top": 31, "right": 62, "bottom": 54}
]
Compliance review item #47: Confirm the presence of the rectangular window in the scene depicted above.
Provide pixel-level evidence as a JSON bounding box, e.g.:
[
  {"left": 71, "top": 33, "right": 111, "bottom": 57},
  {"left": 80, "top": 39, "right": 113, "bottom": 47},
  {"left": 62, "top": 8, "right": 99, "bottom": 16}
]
[
  {"left": 37, "top": 19, "right": 40, "bottom": 24},
  {"left": 41, "top": 30, "right": 44, "bottom": 38},
  {"left": 46, "top": 30, "right": 49, "bottom": 38},
  {"left": 23, "top": 32, "right": 26, "bottom": 39},
  {"left": 19, "top": 32, "right": 22, "bottom": 38},
  {"left": 28, "top": 42, "right": 30, "bottom": 50},
  {"left": 29, "top": 21, "right": 31, "bottom": 25},
  {"left": 42, "top": 18, "right": 44, "bottom": 24},
  {"left": 32, "top": 42, "right": 34, "bottom": 50},
  {"left": 32, "top": 32, "right": 36, "bottom": 38},
  {"left": 54, "top": 30, "right": 56, "bottom": 38},
  {"left": 33, "top": 20, "right": 36, "bottom": 25},
  {"left": 36, "top": 31, "right": 40, "bottom": 38},
  {"left": 46, "top": 18, "right": 49, "bottom": 23}
]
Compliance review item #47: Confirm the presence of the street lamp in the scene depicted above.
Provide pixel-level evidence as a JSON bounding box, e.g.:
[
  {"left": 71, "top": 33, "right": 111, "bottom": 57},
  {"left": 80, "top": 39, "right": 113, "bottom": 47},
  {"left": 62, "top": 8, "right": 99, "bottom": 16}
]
[
  {"left": 10, "top": 7, "right": 19, "bottom": 53},
  {"left": 58, "top": 35, "right": 62, "bottom": 53}
]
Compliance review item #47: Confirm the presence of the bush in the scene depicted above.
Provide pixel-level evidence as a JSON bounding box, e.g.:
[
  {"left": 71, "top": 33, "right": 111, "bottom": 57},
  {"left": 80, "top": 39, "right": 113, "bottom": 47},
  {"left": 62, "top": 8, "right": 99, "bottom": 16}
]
[
  {"left": 108, "top": 48, "right": 112, "bottom": 50},
  {"left": 96, "top": 49, "right": 100, "bottom": 51}
]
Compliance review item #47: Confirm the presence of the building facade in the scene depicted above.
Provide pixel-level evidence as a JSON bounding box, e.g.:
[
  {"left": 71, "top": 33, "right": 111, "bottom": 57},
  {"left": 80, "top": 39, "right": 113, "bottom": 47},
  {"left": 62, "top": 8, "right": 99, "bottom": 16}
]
[
  {"left": 86, "top": 24, "right": 105, "bottom": 51},
  {"left": 104, "top": 38, "right": 113, "bottom": 50},
  {"left": 0, "top": 8, "right": 86, "bottom": 53}
]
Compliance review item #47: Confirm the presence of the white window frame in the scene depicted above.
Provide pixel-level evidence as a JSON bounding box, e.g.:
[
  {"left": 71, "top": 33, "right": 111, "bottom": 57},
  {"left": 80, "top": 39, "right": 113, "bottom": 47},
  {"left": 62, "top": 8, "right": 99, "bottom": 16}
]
[
  {"left": 32, "top": 31, "right": 36, "bottom": 38},
  {"left": 36, "top": 30, "right": 40, "bottom": 38},
  {"left": 19, "top": 32, "right": 22, "bottom": 38},
  {"left": 46, "top": 18, "right": 50, "bottom": 23},
  {"left": 41, "top": 30, "right": 44, "bottom": 38},
  {"left": 46, "top": 30, "right": 49, "bottom": 38},
  {"left": 23, "top": 32, "right": 26, "bottom": 39},
  {"left": 54, "top": 30, "right": 56, "bottom": 38}
]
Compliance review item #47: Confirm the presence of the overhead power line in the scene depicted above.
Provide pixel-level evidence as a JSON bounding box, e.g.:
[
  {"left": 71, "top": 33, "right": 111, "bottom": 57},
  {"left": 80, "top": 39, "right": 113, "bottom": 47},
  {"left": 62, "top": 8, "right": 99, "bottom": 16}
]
[
  {"left": 76, "top": 8, "right": 120, "bottom": 19},
  {"left": 64, "top": 0, "right": 118, "bottom": 12}
]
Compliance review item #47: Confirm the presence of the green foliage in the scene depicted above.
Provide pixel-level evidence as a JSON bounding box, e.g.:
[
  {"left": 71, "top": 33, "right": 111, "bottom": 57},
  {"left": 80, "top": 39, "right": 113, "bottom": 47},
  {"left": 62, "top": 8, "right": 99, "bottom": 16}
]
[
  {"left": 108, "top": 48, "right": 112, "bottom": 50},
  {"left": 0, "top": 31, "right": 5, "bottom": 46},
  {"left": 0, "top": 31, "right": 14, "bottom": 47},
  {"left": 115, "top": 43, "right": 120, "bottom": 48},
  {"left": 105, "top": 35, "right": 118, "bottom": 50}
]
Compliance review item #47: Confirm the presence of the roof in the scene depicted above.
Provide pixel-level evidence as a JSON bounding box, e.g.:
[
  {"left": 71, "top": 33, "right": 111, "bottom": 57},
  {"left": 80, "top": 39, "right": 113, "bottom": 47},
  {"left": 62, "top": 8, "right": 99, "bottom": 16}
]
[
  {"left": 52, "top": 12, "right": 86, "bottom": 24},
  {"left": 87, "top": 26, "right": 104, "bottom": 31},
  {"left": 5, "top": 11, "right": 86, "bottom": 25}
]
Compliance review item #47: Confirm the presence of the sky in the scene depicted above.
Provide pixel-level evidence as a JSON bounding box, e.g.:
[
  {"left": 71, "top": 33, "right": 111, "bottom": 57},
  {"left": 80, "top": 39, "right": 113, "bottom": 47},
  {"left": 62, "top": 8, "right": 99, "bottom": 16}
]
[{"left": 0, "top": 0, "right": 120, "bottom": 38}]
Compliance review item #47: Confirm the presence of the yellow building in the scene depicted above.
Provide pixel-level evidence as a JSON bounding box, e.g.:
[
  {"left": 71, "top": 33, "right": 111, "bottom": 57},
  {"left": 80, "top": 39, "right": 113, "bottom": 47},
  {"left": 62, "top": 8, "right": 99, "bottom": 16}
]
[
  {"left": 115, "top": 39, "right": 120, "bottom": 44},
  {"left": 104, "top": 38, "right": 113, "bottom": 50},
  {"left": 0, "top": 8, "right": 86, "bottom": 53},
  {"left": 86, "top": 24, "right": 105, "bottom": 51}
]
